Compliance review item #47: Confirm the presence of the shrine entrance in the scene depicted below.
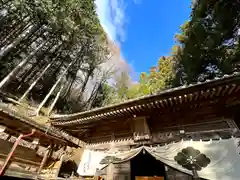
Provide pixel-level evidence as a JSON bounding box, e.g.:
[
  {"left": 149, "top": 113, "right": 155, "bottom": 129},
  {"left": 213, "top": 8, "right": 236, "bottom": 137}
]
[{"left": 130, "top": 150, "right": 166, "bottom": 180}]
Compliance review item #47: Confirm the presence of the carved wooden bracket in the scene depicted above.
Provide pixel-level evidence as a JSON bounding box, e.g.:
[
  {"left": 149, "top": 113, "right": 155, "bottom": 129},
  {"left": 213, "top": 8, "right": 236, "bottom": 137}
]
[
  {"left": 133, "top": 132, "right": 151, "bottom": 142},
  {"left": 131, "top": 116, "right": 151, "bottom": 142}
]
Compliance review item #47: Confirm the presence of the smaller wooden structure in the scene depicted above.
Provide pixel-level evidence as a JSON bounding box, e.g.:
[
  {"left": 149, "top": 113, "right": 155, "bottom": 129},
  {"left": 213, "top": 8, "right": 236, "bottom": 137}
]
[{"left": 0, "top": 99, "right": 84, "bottom": 179}]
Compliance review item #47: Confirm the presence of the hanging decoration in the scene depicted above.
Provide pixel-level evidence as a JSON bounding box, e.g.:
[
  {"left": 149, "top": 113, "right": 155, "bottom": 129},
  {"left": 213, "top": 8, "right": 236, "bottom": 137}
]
[
  {"left": 174, "top": 147, "right": 211, "bottom": 171},
  {"left": 174, "top": 147, "right": 210, "bottom": 179},
  {"left": 78, "top": 138, "right": 240, "bottom": 180}
]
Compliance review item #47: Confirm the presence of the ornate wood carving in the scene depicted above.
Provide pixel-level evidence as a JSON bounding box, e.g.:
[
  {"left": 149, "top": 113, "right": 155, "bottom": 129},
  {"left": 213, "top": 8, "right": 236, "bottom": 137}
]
[
  {"left": 132, "top": 116, "right": 151, "bottom": 142},
  {"left": 0, "top": 132, "right": 10, "bottom": 140},
  {"left": 133, "top": 132, "right": 151, "bottom": 142}
]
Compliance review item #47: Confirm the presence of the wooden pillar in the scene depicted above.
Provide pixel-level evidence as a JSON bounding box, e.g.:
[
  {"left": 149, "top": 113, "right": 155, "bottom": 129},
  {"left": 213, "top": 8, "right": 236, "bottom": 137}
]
[
  {"left": 230, "top": 104, "right": 240, "bottom": 131},
  {"left": 109, "top": 145, "right": 131, "bottom": 180},
  {"left": 0, "top": 130, "right": 35, "bottom": 176},
  {"left": 107, "top": 163, "right": 114, "bottom": 180},
  {"left": 54, "top": 154, "right": 66, "bottom": 178},
  {"left": 36, "top": 145, "right": 52, "bottom": 176}
]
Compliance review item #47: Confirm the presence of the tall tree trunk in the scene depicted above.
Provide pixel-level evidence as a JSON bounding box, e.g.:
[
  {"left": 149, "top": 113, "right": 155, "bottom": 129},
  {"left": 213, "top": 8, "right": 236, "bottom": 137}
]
[
  {"left": 0, "top": 16, "right": 30, "bottom": 47},
  {"left": 86, "top": 83, "right": 99, "bottom": 110},
  {"left": 19, "top": 61, "right": 53, "bottom": 102},
  {"left": 47, "top": 84, "right": 64, "bottom": 115},
  {"left": 36, "top": 59, "right": 76, "bottom": 115},
  {"left": 61, "top": 76, "right": 75, "bottom": 99},
  {"left": 0, "top": 23, "right": 39, "bottom": 60},
  {"left": 82, "top": 69, "right": 93, "bottom": 92},
  {"left": 19, "top": 42, "right": 62, "bottom": 88},
  {"left": 0, "top": 40, "right": 47, "bottom": 89},
  {"left": 36, "top": 45, "right": 86, "bottom": 114},
  {"left": 77, "top": 68, "right": 94, "bottom": 102},
  {"left": 6, "top": 26, "right": 41, "bottom": 59},
  {"left": 61, "top": 65, "right": 79, "bottom": 98},
  {"left": 17, "top": 61, "right": 40, "bottom": 88}
]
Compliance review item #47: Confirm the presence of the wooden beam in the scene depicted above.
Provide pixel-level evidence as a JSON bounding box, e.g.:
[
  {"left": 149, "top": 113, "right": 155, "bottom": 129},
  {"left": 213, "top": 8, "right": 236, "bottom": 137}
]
[{"left": 0, "top": 139, "right": 42, "bottom": 164}]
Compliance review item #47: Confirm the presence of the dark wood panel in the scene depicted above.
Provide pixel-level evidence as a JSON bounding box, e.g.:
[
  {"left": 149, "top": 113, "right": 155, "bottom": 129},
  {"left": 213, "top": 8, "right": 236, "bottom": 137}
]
[
  {"left": 113, "top": 162, "right": 130, "bottom": 180},
  {"left": 0, "top": 139, "right": 42, "bottom": 164},
  {"left": 165, "top": 166, "right": 192, "bottom": 180}
]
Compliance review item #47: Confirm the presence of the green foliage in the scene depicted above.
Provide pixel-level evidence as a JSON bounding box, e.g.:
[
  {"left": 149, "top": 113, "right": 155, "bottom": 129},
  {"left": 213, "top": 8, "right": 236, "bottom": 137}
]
[
  {"left": 0, "top": 0, "right": 111, "bottom": 113},
  {"left": 126, "top": 84, "right": 141, "bottom": 99},
  {"left": 111, "top": 0, "right": 240, "bottom": 102},
  {"left": 129, "top": 0, "right": 240, "bottom": 97},
  {"left": 92, "top": 82, "right": 115, "bottom": 108},
  {"left": 113, "top": 71, "right": 131, "bottom": 99},
  {"left": 132, "top": 56, "right": 175, "bottom": 96},
  {"left": 2, "top": 0, "right": 240, "bottom": 111},
  {"left": 109, "top": 55, "right": 175, "bottom": 103},
  {"left": 173, "top": 0, "right": 240, "bottom": 84}
]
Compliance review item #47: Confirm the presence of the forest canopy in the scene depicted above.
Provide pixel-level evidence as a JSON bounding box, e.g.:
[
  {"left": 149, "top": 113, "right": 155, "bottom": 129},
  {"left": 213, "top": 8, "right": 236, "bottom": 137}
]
[
  {"left": 0, "top": 0, "right": 114, "bottom": 114},
  {"left": 111, "top": 0, "right": 240, "bottom": 103}
]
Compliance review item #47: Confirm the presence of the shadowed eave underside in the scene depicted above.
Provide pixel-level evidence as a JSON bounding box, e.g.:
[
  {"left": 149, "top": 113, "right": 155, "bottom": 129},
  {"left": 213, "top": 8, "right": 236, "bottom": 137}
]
[{"left": 50, "top": 72, "right": 240, "bottom": 126}]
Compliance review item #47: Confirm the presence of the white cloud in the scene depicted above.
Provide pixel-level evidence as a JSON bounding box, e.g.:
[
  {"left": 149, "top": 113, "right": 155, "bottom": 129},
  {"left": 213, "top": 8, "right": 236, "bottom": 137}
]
[
  {"left": 133, "top": 0, "right": 142, "bottom": 5},
  {"left": 95, "top": 0, "right": 140, "bottom": 84},
  {"left": 95, "top": 0, "right": 126, "bottom": 44}
]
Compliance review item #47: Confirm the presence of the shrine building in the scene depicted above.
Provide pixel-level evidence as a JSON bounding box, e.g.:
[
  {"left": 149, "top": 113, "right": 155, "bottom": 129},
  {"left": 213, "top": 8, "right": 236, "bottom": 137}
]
[{"left": 49, "top": 72, "right": 240, "bottom": 180}]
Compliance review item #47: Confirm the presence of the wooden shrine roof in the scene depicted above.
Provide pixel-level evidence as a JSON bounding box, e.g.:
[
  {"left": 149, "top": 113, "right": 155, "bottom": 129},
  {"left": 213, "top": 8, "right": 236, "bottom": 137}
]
[
  {"left": 0, "top": 102, "right": 85, "bottom": 147},
  {"left": 51, "top": 72, "right": 240, "bottom": 126},
  {"left": 49, "top": 72, "right": 240, "bottom": 143}
]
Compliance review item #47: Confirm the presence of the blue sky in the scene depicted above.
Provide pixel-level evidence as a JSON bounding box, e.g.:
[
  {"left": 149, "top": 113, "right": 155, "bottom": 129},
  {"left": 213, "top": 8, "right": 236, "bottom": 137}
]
[{"left": 95, "top": 0, "right": 191, "bottom": 79}]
